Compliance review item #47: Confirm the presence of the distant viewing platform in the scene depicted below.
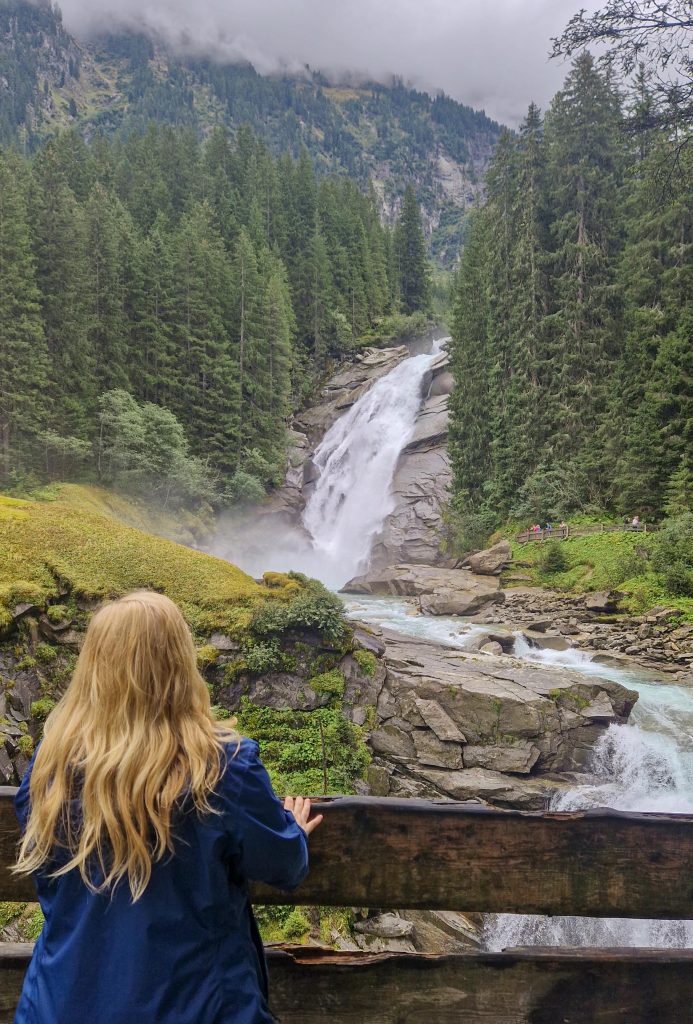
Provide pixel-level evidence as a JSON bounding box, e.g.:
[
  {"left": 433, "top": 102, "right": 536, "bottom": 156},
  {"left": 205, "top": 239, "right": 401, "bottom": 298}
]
[{"left": 517, "top": 523, "right": 660, "bottom": 544}]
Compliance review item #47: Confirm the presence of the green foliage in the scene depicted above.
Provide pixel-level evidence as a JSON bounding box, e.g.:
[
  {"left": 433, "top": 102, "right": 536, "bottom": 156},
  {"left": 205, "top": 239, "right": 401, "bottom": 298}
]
[
  {"left": 196, "top": 645, "right": 220, "bottom": 668},
  {"left": 30, "top": 698, "right": 56, "bottom": 720},
  {"left": 17, "top": 734, "right": 34, "bottom": 757},
  {"left": 33, "top": 642, "right": 57, "bottom": 664},
  {"left": 353, "top": 649, "right": 377, "bottom": 677},
  {"left": 651, "top": 514, "right": 693, "bottom": 597},
  {"left": 394, "top": 185, "right": 432, "bottom": 314},
  {"left": 539, "top": 542, "right": 568, "bottom": 574},
  {"left": 45, "top": 604, "right": 69, "bottom": 623},
  {"left": 242, "top": 638, "right": 283, "bottom": 676},
  {"left": 250, "top": 576, "right": 348, "bottom": 645},
  {"left": 235, "top": 698, "right": 370, "bottom": 796},
  {"left": 309, "top": 669, "right": 346, "bottom": 702},
  {"left": 449, "top": 54, "right": 692, "bottom": 526}
]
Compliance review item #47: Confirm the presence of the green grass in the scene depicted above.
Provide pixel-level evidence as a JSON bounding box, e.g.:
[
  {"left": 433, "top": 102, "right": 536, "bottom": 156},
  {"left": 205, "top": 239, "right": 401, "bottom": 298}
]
[
  {"left": 508, "top": 531, "right": 693, "bottom": 621},
  {"left": 0, "top": 488, "right": 302, "bottom": 636}
]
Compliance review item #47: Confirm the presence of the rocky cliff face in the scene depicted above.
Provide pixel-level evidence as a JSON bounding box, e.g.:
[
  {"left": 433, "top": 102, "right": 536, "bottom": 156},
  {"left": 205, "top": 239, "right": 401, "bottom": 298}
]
[{"left": 268, "top": 337, "right": 452, "bottom": 567}]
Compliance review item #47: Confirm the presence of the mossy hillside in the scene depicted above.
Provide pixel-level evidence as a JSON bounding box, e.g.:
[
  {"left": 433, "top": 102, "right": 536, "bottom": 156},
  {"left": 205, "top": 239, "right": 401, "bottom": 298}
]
[
  {"left": 0, "top": 491, "right": 277, "bottom": 636},
  {"left": 507, "top": 530, "right": 693, "bottom": 622}
]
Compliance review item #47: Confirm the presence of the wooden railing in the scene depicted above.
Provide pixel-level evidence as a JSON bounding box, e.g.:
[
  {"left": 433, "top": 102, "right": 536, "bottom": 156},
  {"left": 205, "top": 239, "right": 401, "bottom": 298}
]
[
  {"left": 517, "top": 522, "right": 658, "bottom": 544},
  {"left": 0, "top": 791, "right": 692, "bottom": 1022}
]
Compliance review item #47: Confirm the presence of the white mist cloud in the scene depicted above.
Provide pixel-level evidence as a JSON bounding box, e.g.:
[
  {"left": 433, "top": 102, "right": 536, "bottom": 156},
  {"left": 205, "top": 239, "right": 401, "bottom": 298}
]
[{"left": 55, "top": 0, "right": 603, "bottom": 125}]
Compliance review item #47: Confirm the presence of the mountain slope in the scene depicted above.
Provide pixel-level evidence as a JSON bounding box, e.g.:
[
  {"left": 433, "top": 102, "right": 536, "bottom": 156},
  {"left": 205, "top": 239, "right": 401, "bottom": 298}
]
[{"left": 0, "top": 0, "right": 501, "bottom": 263}]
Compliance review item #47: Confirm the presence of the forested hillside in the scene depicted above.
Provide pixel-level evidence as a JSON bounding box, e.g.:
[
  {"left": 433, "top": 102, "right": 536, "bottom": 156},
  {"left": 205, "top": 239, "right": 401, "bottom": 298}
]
[
  {"left": 0, "top": 124, "right": 431, "bottom": 503},
  {"left": 0, "top": 0, "right": 501, "bottom": 263},
  {"left": 449, "top": 53, "right": 692, "bottom": 532}
]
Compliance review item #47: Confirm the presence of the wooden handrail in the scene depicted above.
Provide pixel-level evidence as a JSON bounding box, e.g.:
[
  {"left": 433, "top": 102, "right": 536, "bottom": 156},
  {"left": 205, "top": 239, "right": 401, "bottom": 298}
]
[
  {"left": 1, "top": 791, "right": 692, "bottom": 919},
  {"left": 1, "top": 791, "right": 692, "bottom": 1021}
]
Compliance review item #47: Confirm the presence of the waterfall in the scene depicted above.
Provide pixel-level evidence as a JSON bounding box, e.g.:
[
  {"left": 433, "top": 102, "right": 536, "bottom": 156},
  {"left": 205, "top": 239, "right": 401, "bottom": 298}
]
[
  {"left": 301, "top": 343, "right": 444, "bottom": 586},
  {"left": 215, "top": 340, "right": 446, "bottom": 587}
]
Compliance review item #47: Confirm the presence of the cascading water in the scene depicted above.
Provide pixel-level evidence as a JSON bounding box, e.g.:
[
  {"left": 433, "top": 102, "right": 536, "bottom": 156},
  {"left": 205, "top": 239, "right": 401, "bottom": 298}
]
[
  {"left": 484, "top": 641, "right": 693, "bottom": 950},
  {"left": 344, "top": 596, "right": 693, "bottom": 950},
  {"left": 300, "top": 342, "right": 445, "bottom": 586},
  {"left": 217, "top": 340, "right": 447, "bottom": 587}
]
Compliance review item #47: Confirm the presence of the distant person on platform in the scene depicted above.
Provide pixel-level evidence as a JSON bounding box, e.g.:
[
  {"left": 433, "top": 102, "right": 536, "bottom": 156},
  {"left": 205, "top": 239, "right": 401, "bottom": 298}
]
[
  {"left": 12, "top": 590, "right": 323, "bottom": 1024},
  {"left": 632, "top": 516, "right": 640, "bottom": 528}
]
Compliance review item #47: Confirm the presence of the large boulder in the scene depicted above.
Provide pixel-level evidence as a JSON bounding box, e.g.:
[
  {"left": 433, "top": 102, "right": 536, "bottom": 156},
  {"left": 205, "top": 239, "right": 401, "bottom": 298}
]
[
  {"left": 343, "top": 564, "right": 503, "bottom": 617},
  {"left": 368, "top": 629, "right": 638, "bottom": 802},
  {"left": 467, "top": 540, "right": 513, "bottom": 576}
]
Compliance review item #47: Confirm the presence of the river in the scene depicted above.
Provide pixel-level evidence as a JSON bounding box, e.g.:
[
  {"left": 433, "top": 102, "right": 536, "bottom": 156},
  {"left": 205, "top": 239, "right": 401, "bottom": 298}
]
[{"left": 224, "top": 338, "right": 693, "bottom": 951}]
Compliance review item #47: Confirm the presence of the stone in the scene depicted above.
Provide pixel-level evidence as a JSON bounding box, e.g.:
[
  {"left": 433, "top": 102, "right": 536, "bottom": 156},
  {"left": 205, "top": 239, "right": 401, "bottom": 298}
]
[
  {"left": 354, "top": 914, "right": 415, "bottom": 940},
  {"left": 412, "top": 730, "right": 463, "bottom": 769},
  {"left": 7, "top": 680, "right": 32, "bottom": 719},
  {"left": 343, "top": 564, "right": 503, "bottom": 618},
  {"left": 584, "top": 591, "right": 624, "bottom": 614},
  {"left": 0, "top": 746, "right": 14, "bottom": 783},
  {"left": 467, "top": 540, "right": 513, "bottom": 576},
  {"left": 413, "top": 698, "right": 466, "bottom": 742},
  {"left": 581, "top": 692, "right": 618, "bottom": 721},
  {"left": 209, "top": 632, "right": 240, "bottom": 652},
  {"left": 369, "top": 723, "right": 415, "bottom": 760},
  {"left": 464, "top": 743, "right": 540, "bottom": 775},
  {"left": 417, "top": 767, "right": 552, "bottom": 811},
  {"left": 480, "top": 642, "right": 504, "bottom": 656}
]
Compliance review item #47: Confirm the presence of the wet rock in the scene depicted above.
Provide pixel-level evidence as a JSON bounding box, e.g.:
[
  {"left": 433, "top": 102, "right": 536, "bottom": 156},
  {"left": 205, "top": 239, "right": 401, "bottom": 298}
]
[
  {"left": 480, "top": 641, "right": 504, "bottom": 656},
  {"left": 417, "top": 767, "right": 552, "bottom": 810},
  {"left": 581, "top": 692, "right": 618, "bottom": 721},
  {"left": 467, "top": 540, "right": 513, "bottom": 577},
  {"left": 343, "top": 564, "right": 503, "bottom": 617}
]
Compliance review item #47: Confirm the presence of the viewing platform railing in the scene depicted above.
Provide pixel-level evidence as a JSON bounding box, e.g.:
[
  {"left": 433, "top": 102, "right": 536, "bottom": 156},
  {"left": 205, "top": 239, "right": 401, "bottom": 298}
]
[
  {"left": 0, "top": 791, "right": 691, "bottom": 1021},
  {"left": 517, "top": 522, "right": 658, "bottom": 544}
]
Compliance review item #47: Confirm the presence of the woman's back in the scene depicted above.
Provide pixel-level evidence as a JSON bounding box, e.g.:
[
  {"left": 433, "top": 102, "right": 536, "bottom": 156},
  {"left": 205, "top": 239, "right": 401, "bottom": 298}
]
[
  {"left": 15, "top": 738, "right": 308, "bottom": 1024},
  {"left": 12, "top": 592, "right": 320, "bottom": 1024}
]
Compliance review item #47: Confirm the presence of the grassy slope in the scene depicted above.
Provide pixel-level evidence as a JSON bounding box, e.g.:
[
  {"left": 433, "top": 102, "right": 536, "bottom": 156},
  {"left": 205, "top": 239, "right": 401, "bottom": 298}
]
[
  {"left": 507, "top": 530, "right": 693, "bottom": 622},
  {"left": 0, "top": 487, "right": 270, "bottom": 635}
]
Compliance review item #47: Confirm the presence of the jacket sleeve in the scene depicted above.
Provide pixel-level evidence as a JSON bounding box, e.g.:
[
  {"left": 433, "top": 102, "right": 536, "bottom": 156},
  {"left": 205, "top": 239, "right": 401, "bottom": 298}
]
[
  {"left": 225, "top": 740, "right": 309, "bottom": 892},
  {"left": 14, "top": 745, "right": 40, "bottom": 833}
]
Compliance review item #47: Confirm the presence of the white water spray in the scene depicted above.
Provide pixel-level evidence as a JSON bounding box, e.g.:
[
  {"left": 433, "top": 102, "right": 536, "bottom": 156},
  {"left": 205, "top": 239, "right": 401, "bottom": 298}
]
[
  {"left": 215, "top": 341, "right": 446, "bottom": 587},
  {"left": 483, "top": 642, "right": 693, "bottom": 950}
]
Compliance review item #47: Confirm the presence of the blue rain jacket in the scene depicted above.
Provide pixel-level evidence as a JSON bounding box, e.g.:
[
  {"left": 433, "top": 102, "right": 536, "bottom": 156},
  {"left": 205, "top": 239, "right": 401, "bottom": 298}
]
[{"left": 13, "top": 738, "right": 308, "bottom": 1024}]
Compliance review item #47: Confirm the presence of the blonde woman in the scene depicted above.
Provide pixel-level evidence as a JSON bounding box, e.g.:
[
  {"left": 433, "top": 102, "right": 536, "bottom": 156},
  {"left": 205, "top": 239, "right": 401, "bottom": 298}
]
[{"left": 13, "top": 590, "right": 322, "bottom": 1024}]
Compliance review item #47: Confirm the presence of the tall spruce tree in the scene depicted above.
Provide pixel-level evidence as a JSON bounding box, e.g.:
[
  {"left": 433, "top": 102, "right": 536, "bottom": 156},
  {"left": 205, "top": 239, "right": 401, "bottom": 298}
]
[
  {"left": 0, "top": 152, "right": 49, "bottom": 482},
  {"left": 394, "top": 184, "right": 431, "bottom": 314}
]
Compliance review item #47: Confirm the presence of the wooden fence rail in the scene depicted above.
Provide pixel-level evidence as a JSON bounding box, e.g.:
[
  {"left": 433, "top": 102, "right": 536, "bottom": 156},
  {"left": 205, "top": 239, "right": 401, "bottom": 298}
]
[
  {"left": 0, "top": 791, "right": 692, "bottom": 1021},
  {"left": 517, "top": 523, "right": 658, "bottom": 544}
]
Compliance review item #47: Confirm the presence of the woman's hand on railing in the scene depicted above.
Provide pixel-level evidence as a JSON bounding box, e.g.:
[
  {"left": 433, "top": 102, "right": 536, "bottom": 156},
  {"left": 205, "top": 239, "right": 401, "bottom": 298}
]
[{"left": 284, "top": 796, "right": 324, "bottom": 836}]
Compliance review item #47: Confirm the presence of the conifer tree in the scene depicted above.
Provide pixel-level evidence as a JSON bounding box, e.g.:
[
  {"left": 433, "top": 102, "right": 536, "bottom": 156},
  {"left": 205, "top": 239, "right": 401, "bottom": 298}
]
[
  {"left": 394, "top": 184, "right": 431, "bottom": 314},
  {"left": 30, "top": 144, "right": 94, "bottom": 438},
  {"left": 0, "top": 152, "right": 49, "bottom": 481}
]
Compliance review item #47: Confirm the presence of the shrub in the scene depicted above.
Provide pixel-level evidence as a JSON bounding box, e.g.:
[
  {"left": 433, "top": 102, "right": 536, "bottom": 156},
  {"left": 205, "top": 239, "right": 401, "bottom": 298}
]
[
  {"left": 310, "top": 669, "right": 346, "bottom": 702},
  {"left": 242, "top": 638, "right": 282, "bottom": 675},
  {"left": 46, "top": 605, "right": 69, "bottom": 624},
  {"left": 196, "top": 645, "right": 219, "bottom": 668},
  {"left": 251, "top": 578, "right": 347, "bottom": 645},
  {"left": 651, "top": 514, "right": 693, "bottom": 597},
  {"left": 540, "top": 542, "right": 568, "bottom": 574}
]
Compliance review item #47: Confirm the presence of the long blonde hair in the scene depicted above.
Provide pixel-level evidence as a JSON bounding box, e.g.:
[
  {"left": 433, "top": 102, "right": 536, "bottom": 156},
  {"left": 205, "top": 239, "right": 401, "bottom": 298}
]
[{"left": 14, "top": 590, "right": 236, "bottom": 900}]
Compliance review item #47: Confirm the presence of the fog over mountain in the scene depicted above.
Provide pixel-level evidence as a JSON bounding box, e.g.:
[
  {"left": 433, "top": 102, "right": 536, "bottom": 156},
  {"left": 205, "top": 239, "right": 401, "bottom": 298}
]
[{"left": 53, "top": 0, "right": 602, "bottom": 125}]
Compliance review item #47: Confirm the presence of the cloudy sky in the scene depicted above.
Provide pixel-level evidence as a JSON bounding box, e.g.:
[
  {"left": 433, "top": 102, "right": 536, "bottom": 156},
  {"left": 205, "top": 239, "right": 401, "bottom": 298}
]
[{"left": 56, "top": 0, "right": 603, "bottom": 126}]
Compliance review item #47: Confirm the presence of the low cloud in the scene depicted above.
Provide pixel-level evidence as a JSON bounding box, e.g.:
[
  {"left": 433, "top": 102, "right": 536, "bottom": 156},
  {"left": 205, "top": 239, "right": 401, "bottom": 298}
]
[{"left": 56, "top": 0, "right": 602, "bottom": 125}]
